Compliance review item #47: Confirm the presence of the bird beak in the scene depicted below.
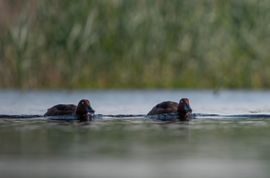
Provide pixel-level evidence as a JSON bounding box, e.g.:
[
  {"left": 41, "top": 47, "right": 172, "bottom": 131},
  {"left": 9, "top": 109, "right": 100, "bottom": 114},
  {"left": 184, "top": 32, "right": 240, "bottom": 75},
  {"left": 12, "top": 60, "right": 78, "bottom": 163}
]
[
  {"left": 87, "top": 106, "right": 95, "bottom": 114},
  {"left": 184, "top": 104, "right": 192, "bottom": 113}
]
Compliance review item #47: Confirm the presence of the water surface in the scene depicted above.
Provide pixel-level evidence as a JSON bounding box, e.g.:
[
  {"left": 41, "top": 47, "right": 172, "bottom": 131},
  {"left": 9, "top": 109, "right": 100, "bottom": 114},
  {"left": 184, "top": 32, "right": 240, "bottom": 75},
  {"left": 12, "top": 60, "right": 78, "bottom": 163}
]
[{"left": 1, "top": 90, "right": 270, "bottom": 178}]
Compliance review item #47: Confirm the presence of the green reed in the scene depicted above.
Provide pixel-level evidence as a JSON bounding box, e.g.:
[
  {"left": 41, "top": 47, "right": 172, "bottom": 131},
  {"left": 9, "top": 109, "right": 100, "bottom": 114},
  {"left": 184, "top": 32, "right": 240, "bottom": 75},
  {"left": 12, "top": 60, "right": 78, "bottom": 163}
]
[{"left": 1, "top": 0, "right": 270, "bottom": 89}]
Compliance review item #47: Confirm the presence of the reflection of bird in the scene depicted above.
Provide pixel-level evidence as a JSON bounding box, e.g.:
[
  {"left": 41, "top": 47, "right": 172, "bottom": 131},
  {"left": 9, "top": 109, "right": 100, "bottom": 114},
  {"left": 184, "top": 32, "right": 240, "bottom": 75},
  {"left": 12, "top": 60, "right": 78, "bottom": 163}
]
[
  {"left": 44, "top": 99, "right": 95, "bottom": 121},
  {"left": 147, "top": 98, "right": 192, "bottom": 121}
]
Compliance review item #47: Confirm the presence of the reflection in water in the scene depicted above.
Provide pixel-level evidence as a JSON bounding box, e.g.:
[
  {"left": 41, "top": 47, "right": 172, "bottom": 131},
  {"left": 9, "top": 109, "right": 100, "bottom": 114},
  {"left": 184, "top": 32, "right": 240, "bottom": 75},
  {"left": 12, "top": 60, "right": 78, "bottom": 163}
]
[
  {"left": 1, "top": 90, "right": 270, "bottom": 178},
  {"left": 0, "top": 158, "right": 268, "bottom": 178},
  {"left": 0, "top": 119, "right": 270, "bottom": 178},
  {"left": 0, "top": 90, "right": 270, "bottom": 115}
]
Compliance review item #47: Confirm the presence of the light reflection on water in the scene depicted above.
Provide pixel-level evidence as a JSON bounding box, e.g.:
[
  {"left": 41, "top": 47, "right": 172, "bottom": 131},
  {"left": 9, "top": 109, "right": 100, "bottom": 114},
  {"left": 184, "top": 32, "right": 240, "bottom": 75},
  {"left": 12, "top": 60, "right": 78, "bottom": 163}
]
[
  {"left": 1, "top": 158, "right": 268, "bottom": 178},
  {"left": 0, "top": 90, "right": 270, "bottom": 115},
  {"left": 1, "top": 90, "right": 270, "bottom": 178}
]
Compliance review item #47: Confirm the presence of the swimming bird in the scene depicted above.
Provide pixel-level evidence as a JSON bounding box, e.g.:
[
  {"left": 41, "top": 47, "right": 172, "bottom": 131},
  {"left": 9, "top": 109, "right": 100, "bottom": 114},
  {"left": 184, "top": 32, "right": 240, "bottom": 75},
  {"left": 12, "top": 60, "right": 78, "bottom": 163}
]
[
  {"left": 147, "top": 98, "right": 192, "bottom": 121},
  {"left": 44, "top": 99, "right": 95, "bottom": 121}
]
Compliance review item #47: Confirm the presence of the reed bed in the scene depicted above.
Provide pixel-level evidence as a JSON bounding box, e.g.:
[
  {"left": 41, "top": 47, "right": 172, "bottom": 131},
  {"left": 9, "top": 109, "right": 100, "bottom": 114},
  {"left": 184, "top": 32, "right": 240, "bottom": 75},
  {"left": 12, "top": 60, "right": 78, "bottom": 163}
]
[{"left": 1, "top": 0, "right": 270, "bottom": 89}]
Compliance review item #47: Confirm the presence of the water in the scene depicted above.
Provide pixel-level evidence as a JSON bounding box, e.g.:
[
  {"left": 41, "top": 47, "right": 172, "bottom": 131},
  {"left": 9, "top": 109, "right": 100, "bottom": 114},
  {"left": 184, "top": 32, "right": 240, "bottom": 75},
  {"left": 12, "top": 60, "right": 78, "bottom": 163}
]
[{"left": 1, "top": 90, "right": 270, "bottom": 178}]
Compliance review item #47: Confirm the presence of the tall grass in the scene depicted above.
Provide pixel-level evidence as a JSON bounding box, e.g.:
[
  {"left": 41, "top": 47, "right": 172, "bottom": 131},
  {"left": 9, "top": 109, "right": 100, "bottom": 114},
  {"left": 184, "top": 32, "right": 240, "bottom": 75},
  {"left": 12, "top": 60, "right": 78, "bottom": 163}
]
[{"left": 1, "top": 0, "right": 270, "bottom": 89}]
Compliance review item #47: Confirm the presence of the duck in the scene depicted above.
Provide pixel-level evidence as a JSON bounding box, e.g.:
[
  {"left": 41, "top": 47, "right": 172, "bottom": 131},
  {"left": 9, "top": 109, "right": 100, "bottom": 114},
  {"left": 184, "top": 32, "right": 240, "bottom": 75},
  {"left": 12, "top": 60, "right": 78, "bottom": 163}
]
[
  {"left": 44, "top": 99, "right": 95, "bottom": 121},
  {"left": 147, "top": 98, "right": 192, "bottom": 121}
]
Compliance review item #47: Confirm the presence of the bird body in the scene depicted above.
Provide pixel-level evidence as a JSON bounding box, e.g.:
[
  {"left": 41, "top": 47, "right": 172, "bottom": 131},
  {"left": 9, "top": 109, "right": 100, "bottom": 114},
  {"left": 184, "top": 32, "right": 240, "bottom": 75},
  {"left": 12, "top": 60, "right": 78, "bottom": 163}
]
[
  {"left": 147, "top": 98, "right": 192, "bottom": 121},
  {"left": 44, "top": 99, "right": 95, "bottom": 121}
]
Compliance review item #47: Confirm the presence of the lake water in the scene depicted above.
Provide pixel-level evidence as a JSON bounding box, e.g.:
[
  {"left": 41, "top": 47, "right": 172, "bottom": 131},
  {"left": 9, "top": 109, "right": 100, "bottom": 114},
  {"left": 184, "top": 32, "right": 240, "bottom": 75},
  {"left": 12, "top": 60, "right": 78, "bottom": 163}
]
[{"left": 1, "top": 90, "right": 270, "bottom": 178}]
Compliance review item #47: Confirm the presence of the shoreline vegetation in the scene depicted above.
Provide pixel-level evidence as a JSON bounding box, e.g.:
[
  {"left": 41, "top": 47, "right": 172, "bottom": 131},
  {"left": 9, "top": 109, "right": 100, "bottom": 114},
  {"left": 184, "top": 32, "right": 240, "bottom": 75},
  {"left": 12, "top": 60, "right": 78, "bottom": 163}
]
[{"left": 1, "top": 0, "right": 270, "bottom": 89}]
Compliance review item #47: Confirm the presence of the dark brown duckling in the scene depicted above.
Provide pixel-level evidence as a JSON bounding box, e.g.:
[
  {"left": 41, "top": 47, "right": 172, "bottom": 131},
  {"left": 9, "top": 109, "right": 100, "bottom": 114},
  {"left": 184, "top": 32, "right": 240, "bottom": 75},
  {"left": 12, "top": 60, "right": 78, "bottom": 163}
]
[
  {"left": 44, "top": 99, "right": 95, "bottom": 121},
  {"left": 147, "top": 98, "right": 192, "bottom": 121}
]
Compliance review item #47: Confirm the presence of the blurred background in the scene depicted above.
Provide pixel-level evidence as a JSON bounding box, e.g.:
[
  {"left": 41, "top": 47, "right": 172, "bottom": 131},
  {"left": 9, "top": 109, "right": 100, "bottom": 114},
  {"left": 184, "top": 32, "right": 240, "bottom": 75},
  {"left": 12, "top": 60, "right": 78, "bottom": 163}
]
[{"left": 1, "top": 0, "right": 270, "bottom": 89}]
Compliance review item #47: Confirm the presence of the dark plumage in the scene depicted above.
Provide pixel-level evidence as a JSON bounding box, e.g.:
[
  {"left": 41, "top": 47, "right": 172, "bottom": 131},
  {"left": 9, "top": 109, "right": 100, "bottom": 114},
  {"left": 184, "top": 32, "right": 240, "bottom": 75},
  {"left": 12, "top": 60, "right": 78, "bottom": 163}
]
[
  {"left": 44, "top": 104, "right": 76, "bottom": 116},
  {"left": 147, "top": 98, "right": 192, "bottom": 121},
  {"left": 44, "top": 99, "right": 95, "bottom": 121},
  {"left": 147, "top": 101, "right": 178, "bottom": 115}
]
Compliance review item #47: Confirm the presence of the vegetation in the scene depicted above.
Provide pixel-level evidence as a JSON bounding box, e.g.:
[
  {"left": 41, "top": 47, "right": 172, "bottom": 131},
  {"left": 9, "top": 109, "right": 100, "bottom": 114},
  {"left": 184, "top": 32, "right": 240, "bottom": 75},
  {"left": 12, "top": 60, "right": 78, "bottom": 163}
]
[{"left": 1, "top": 0, "right": 270, "bottom": 89}]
